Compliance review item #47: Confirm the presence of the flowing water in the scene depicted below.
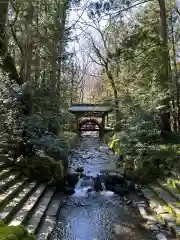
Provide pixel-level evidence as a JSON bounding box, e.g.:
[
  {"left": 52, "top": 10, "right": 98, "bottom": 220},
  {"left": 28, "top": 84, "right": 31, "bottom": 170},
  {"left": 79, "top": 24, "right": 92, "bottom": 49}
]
[{"left": 49, "top": 134, "right": 154, "bottom": 240}]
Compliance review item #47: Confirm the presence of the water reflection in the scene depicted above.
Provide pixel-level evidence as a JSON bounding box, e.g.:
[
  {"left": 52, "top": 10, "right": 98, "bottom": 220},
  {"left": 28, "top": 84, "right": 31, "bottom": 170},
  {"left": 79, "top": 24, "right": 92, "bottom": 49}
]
[{"left": 81, "top": 131, "right": 99, "bottom": 137}]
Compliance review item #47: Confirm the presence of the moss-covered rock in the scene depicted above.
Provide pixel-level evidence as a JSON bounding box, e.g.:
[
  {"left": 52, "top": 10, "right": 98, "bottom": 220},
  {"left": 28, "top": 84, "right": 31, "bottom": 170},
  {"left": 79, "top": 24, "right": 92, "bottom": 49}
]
[{"left": 0, "top": 222, "right": 35, "bottom": 240}]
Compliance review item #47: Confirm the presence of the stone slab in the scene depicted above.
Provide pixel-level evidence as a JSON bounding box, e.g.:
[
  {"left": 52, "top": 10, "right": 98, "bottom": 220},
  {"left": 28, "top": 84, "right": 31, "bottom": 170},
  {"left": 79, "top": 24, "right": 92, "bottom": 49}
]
[
  {"left": 9, "top": 184, "right": 46, "bottom": 226},
  {"left": 0, "top": 180, "right": 26, "bottom": 205},
  {"left": 36, "top": 194, "right": 63, "bottom": 240},
  {"left": 0, "top": 182, "right": 37, "bottom": 222},
  {"left": 27, "top": 187, "right": 55, "bottom": 234},
  {"left": 149, "top": 183, "right": 180, "bottom": 216},
  {"left": 157, "top": 179, "right": 180, "bottom": 202}
]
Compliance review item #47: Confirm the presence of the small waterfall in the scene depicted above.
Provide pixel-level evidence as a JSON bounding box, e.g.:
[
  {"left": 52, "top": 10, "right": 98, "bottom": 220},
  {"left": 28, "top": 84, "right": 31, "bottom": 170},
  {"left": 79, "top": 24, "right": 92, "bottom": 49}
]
[
  {"left": 100, "top": 177, "right": 115, "bottom": 197},
  {"left": 101, "top": 181, "right": 106, "bottom": 191},
  {"left": 73, "top": 175, "right": 93, "bottom": 197},
  {"left": 74, "top": 176, "right": 84, "bottom": 189},
  {"left": 70, "top": 173, "right": 115, "bottom": 198}
]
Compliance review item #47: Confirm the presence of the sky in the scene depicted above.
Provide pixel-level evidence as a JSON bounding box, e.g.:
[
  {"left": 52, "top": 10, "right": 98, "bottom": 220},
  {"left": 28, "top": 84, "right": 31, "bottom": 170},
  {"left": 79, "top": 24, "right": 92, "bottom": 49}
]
[{"left": 66, "top": 0, "right": 108, "bottom": 101}]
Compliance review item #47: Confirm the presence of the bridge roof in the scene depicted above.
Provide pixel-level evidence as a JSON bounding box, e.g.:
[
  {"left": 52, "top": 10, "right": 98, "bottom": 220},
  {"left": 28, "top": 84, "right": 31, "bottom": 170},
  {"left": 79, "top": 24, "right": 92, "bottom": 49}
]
[{"left": 68, "top": 104, "right": 112, "bottom": 116}]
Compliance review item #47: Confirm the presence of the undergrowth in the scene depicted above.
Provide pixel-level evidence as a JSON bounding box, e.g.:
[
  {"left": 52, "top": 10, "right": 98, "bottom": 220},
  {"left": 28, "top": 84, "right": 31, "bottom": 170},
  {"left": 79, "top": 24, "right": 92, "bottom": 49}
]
[{"left": 104, "top": 110, "right": 180, "bottom": 184}]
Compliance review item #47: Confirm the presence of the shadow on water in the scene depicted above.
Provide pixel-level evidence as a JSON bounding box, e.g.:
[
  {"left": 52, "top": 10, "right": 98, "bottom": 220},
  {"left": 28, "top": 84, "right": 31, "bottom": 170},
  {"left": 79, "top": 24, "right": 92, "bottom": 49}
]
[{"left": 48, "top": 133, "right": 154, "bottom": 240}]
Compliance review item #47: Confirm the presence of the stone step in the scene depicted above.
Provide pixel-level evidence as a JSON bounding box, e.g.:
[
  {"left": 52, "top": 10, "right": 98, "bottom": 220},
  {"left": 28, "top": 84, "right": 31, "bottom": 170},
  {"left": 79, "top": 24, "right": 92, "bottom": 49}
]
[
  {"left": 171, "top": 172, "right": 180, "bottom": 181},
  {"left": 137, "top": 203, "right": 170, "bottom": 239},
  {"left": 0, "top": 179, "right": 26, "bottom": 207},
  {"left": 0, "top": 154, "right": 10, "bottom": 162},
  {"left": 0, "top": 143, "right": 15, "bottom": 153},
  {"left": 9, "top": 184, "right": 46, "bottom": 226},
  {"left": 0, "top": 137, "right": 8, "bottom": 141},
  {"left": 0, "top": 181, "right": 37, "bottom": 223},
  {"left": 142, "top": 188, "right": 168, "bottom": 215},
  {"left": 174, "top": 181, "right": 180, "bottom": 192},
  {"left": 26, "top": 187, "right": 55, "bottom": 234},
  {"left": 0, "top": 139, "right": 8, "bottom": 143},
  {"left": 0, "top": 161, "right": 9, "bottom": 168},
  {"left": 149, "top": 182, "right": 180, "bottom": 216},
  {"left": 0, "top": 148, "right": 9, "bottom": 154},
  {"left": 0, "top": 169, "right": 12, "bottom": 181},
  {"left": 0, "top": 172, "right": 21, "bottom": 192},
  {"left": 157, "top": 179, "right": 180, "bottom": 202},
  {"left": 0, "top": 143, "right": 10, "bottom": 148},
  {"left": 0, "top": 133, "right": 8, "bottom": 139},
  {"left": 0, "top": 155, "right": 14, "bottom": 167},
  {"left": 36, "top": 193, "right": 66, "bottom": 240},
  {"left": 142, "top": 186, "right": 180, "bottom": 238}
]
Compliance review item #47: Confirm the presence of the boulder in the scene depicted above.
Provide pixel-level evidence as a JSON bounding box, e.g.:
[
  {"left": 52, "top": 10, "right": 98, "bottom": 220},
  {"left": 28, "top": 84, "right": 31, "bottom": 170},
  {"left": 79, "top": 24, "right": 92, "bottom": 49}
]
[
  {"left": 64, "top": 186, "right": 75, "bottom": 195},
  {"left": 114, "top": 185, "right": 129, "bottom": 195},
  {"left": 93, "top": 175, "right": 103, "bottom": 192},
  {"left": 104, "top": 172, "right": 126, "bottom": 187},
  {"left": 64, "top": 173, "right": 79, "bottom": 188},
  {"left": 75, "top": 167, "right": 84, "bottom": 173}
]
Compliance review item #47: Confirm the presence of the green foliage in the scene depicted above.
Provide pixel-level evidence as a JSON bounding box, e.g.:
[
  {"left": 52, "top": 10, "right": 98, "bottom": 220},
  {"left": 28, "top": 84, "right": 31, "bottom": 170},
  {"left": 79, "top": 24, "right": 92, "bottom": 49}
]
[
  {"left": 0, "top": 0, "right": 80, "bottom": 155},
  {"left": 32, "top": 132, "right": 69, "bottom": 155},
  {"left": 103, "top": 108, "right": 180, "bottom": 183},
  {"left": 105, "top": 129, "right": 180, "bottom": 183},
  {"left": 16, "top": 155, "right": 64, "bottom": 184},
  {"left": 61, "top": 131, "right": 78, "bottom": 149},
  {"left": 0, "top": 82, "right": 77, "bottom": 184},
  {"left": 0, "top": 222, "right": 35, "bottom": 240},
  {"left": 13, "top": 131, "right": 78, "bottom": 184}
]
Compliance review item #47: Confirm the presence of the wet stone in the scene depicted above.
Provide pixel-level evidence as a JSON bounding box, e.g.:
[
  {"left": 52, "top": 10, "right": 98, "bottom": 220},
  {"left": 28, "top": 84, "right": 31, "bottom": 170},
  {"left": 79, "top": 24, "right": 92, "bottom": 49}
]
[
  {"left": 64, "top": 187, "right": 75, "bottom": 195},
  {"left": 150, "top": 224, "right": 159, "bottom": 232},
  {"left": 114, "top": 185, "right": 130, "bottom": 195},
  {"left": 75, "top": 167, "right": 84, "bottom": 172},
  {"left": 155, "top": 233, "right": 167, "bottom": 240},
  {"left": 82, "top": 154, "right": 90, "bottom": 159}
]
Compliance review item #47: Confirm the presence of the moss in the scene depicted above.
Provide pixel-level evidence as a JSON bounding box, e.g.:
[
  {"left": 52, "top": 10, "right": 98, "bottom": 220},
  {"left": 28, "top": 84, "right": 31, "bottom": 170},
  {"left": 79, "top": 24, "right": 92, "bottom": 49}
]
[
  {"left": 0, "top": 221, "right": 35, "bottom": 240},
  {"left": 0, "top": 221, "right": 5, "bottom": 227},
  {"left": 22, "top": 235, "right": 36, "bottom": 240}
]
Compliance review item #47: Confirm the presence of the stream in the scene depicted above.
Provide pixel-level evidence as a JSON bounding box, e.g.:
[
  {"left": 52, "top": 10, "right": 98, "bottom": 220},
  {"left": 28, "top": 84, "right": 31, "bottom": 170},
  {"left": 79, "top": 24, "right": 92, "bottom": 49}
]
[{"left": 49, "top": 133, "right": 154, "bottom": 240}]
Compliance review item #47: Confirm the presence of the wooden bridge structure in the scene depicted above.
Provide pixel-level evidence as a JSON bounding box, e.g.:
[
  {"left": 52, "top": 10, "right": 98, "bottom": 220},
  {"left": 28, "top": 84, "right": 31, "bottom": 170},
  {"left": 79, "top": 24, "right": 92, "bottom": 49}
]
[{"left": 68, "top": 103, "right": 113, "bottom": 137}]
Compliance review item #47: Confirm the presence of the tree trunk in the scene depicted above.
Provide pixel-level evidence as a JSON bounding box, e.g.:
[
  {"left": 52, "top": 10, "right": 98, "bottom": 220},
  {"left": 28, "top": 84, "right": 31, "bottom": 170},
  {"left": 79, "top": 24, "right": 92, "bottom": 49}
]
[
  {"left": 157, "top": 0, "right": 171, "bottom": 134},
  {"left": 170, "top": 12, "right": 180, "bottom": 129},
  {"left": 106, "top": 68, "right": 120, "bottom": 124},
  {"left": 20, "top": 2, "right": 34, "bottom": 83},
  {"left": 70, "top": 67, "right": 75, "bottom": 104},
  {"left": 157, "top": 0, "right": 169, "bottom": 88},
  {"left": 0, "top": 0, "right": 22, "bottom": 84}
]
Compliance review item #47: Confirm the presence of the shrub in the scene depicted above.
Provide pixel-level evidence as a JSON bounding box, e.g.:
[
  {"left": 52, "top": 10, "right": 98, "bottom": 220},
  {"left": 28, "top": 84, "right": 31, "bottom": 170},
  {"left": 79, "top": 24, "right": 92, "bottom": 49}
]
[
  {"left": 103, "top": 109, "right": 180, "bottom": 184},
  {"left": 15, "top": 153, "right": 64, "bottom": 185},
  {"left": 0, "top": 82, "right": 77, "bottom": 184}
]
